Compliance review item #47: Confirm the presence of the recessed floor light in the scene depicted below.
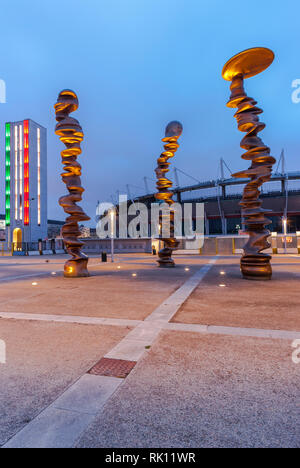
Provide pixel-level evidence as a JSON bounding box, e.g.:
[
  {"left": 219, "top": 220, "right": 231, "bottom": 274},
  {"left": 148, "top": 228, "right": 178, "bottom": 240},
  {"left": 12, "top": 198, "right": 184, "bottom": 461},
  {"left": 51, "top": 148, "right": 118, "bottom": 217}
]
[
  {"left": 132, "top": 273, "right": 137, "bottom": 277},
  {"left": 32, "top": 282, "right": 38, "bottom": 286},
  {"left": 219, "top": 284, "right": 226, "bottom": 287}
]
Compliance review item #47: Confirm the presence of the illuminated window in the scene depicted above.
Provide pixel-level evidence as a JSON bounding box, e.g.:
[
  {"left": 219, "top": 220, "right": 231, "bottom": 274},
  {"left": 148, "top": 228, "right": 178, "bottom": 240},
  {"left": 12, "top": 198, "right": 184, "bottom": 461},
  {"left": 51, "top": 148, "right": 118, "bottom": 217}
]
[
  {"left": 19, "top": 125, "right": 23, "bottom": 220},
  {"left": 5, "top": 123, "right": 11, "bottom": 226},
  {"left": 37, "top": 128, "right": 41, "bottom": 225},
  {"left": 14, "top": 125, "right": 19, "bottom": 220},
  {"left": 24, "top": 120, "right": 29, "bottom": 225}
]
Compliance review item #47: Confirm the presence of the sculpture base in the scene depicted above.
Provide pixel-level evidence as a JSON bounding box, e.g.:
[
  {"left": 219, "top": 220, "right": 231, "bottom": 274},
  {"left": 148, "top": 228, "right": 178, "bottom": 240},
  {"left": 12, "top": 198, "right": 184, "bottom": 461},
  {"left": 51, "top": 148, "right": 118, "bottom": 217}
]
[
  {"left": 157, "top": 261, "right": 176, "bottom": 268},
  {"left": 64, "top": 259, "right": 90, "bottom": 278},
  {"left": 157, "top": 246, "right": 176, "bottom": 268},
  {"left": 156, "top": 239, "right": 180, "bottom": 268},
  {"left": 240, "top": 255, "right": 272, "bottom": 281}
]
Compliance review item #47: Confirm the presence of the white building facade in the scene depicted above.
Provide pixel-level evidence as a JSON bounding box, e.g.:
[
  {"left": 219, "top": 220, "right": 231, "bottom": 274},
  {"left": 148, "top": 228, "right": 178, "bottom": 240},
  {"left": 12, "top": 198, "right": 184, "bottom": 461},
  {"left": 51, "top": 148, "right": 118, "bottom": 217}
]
[{"left": 5, "top": 119, "right": 47, "bottom": 245}]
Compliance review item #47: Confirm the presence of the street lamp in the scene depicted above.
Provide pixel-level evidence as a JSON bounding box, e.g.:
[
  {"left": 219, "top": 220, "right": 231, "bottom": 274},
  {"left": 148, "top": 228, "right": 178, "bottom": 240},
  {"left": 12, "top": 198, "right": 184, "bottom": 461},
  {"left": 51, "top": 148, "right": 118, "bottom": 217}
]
[
  {"left": 110, "top": 209, "right": 115, "bottom": 263},
  {"left": 282, "top": 216, "right": 287, "bottom": 254}
]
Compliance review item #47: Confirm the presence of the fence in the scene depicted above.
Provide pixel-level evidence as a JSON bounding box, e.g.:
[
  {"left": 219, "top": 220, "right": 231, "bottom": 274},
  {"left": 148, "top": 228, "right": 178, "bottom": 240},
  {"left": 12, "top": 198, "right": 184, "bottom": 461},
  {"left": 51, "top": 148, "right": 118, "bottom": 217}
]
[
  {"left": 189, "top": 234, "right": 300, "bottom": 255},
  {"left": 0, "top": 239, "right": 66, "bottom": 256},
  {"left": 0, "top": 238, "right": 152, "bottom": 256},
  {"left": 1, "top": 235, "right": 299, "bottom": 257}
]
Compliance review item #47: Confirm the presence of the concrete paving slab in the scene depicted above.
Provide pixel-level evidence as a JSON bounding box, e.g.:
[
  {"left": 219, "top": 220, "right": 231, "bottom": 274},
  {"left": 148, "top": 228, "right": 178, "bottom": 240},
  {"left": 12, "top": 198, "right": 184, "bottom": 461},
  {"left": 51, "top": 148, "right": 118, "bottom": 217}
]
[
  {"left": 165, "top": 322, "right": 300, "bottom": 340},
  {"left": 0, "top": 255, "right": 208, "bottom": 320},
  {"left": 1, "top": 254, "right": 299, "bottom": 448},
  {"left": 4, "top": 375, "right": 122, "bottom": 448},
  {"left": 105, "top": 339, "right": 150, "bottom": 362},
  {"left": 3, "top": 407, "right": 94, "bottom": 448},
  {"left": 77, "top": 330, "right": 300, "bottom": 448},
  {"left": 51, "top": 374, "right": 122, "bottom": 415},
  {"left": 0, "top": 312, "right": 141, "bottom": 328},
  {"left": 105, "top": 262, "right": 216, "bottom": 362},
  {"left": 145, "top": 304, "right": 180, "bottom": 322},
  {"left": 0, "top": 319, "right": 130, "bottom": 447},
  {"left": 126, "top": 323, "right": 164, "bottom": 341},
  {"left": 173, "top": 257, "right": 300, "bottom": 331}
]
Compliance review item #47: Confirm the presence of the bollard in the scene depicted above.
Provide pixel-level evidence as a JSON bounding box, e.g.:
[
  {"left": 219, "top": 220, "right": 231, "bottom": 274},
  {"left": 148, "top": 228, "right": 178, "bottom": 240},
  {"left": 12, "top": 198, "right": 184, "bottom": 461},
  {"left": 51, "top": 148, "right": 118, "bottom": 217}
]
[
  {"left": 271, "top": 232, "right": 278, "bottom": 254},
  {"left": 297, "top": 232, "right": 300, "bottom": 255},
  {"left": 38, "top": 240, "right": 43, "bottom": 256},
  {"left": 101, "top": 251, "right": 107, "bottom": 262},
  {"left": 232, "top": 238, "right": 236, "bottom": 255}
]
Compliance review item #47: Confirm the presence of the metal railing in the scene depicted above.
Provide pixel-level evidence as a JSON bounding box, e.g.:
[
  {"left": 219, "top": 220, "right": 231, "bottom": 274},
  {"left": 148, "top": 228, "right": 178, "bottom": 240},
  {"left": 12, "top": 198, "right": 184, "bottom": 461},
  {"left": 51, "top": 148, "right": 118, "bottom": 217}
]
[{"left": 0, "top": 239, "right": 66, "bottom": 256}]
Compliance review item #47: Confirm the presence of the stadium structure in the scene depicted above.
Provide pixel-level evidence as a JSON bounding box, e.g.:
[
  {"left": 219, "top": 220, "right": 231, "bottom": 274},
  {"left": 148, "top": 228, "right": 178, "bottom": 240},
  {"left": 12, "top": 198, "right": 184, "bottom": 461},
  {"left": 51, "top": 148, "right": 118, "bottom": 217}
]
[{"left": 111, "top": 153, "right": 300, "bottom": 235}]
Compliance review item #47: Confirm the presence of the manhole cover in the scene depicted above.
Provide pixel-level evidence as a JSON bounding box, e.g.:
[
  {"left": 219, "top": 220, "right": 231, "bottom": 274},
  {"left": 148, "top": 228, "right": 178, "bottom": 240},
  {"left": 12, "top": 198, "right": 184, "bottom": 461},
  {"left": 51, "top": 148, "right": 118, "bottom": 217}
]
[{"left": 88, "top": 357, "right": 137, "bottom": 379}]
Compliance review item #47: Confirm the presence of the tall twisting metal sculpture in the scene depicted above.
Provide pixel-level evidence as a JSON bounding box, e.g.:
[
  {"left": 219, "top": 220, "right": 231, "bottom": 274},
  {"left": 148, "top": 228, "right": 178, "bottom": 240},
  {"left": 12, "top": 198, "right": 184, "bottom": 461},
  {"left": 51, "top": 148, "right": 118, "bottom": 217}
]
[
  {"left": 54, "top": 89, "right": 90, "bottom": 277},
  {"left": 222, "top": 47, "right": 276, "bottom": 280},
  {"left": 155, "top": 121, "right": 183, "bottom": 267}
]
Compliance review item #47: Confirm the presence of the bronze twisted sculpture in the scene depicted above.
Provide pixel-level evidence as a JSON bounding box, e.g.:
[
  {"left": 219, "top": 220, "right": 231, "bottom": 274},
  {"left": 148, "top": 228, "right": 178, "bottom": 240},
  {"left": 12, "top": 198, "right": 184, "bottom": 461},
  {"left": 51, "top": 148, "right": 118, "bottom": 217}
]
[
  {"left": 222, "top": 47, "right": 276, "bottom": 280},
  {"left": 54, "top": 89, "right": 90, "bottom": 277},
  {"left": 155, "top": 121, "right": 183, "bottom": 267}
]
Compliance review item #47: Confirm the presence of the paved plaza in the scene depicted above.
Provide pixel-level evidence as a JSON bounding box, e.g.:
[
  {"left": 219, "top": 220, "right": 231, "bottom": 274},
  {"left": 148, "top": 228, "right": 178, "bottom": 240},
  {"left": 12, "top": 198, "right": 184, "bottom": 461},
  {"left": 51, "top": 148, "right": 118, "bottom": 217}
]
[{"left": 0, "top": 254, "right": 299, "bottom": 448}]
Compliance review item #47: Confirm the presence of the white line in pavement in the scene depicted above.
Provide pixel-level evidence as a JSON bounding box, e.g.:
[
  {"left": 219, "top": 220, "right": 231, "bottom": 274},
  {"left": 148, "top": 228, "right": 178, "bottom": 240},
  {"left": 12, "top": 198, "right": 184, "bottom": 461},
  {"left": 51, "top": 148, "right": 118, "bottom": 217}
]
[
  {"left": 105, "top": 258, "right": 217, "bottom": 361},
  {"left": 164, "top": 323, "right": 300, "bottom": 340},
  {"left": 0, "top": 272, "right": 54, "bottom": 283},
  {"left": 0, "top": 312, "right": 141, "bottom": 328},
  {"left": 3, "top": 259, "right": 217, "bottom": 449},
  {"left": 3, "top": 375, "right": 122, "bottom": 449},
  {"left": 1, "top": 311, "right": 298, "bottom": 341}
]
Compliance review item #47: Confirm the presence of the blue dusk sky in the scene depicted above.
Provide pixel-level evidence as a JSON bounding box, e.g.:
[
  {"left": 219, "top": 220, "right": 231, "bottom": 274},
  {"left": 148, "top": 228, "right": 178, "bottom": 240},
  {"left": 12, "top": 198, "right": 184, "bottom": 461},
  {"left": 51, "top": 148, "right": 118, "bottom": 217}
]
[{"left": 1, "top": 0, "right": 300, "bottom": 224}]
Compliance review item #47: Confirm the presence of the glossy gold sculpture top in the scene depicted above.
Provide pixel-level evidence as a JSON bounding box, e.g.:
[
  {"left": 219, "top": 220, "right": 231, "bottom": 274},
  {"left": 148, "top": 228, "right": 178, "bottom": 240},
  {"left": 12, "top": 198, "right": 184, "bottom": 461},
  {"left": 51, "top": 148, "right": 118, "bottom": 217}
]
[
  {"left": 222, "top": 47, "right": 274, "bottom": 82},
  {"left": 155, "top": 121, "right": 183, "bottom": 267},
  {"left": 54, "top": 89, "right": 90, "bottom": 277},
  {"left": 222, "top": 47, "right": 276, "bottom": 280}
]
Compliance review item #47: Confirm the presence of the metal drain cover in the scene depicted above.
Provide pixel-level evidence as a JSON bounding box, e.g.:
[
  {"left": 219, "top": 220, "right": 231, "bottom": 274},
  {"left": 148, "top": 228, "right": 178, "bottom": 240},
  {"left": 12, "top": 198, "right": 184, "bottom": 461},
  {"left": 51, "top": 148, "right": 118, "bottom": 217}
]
[{"left": 88, "top": 357, "right": 137, "bottom": 379}]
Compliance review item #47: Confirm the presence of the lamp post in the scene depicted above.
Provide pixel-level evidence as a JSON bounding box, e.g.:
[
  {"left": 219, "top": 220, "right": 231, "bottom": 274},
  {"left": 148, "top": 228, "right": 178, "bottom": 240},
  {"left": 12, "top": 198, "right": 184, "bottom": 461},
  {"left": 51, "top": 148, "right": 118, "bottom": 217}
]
[
  {"left": 110, "top": 209, "right": 115, "bottom": 263},
  {"left": 282, "top": 216, "right": 287, "bottom": 254}
]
